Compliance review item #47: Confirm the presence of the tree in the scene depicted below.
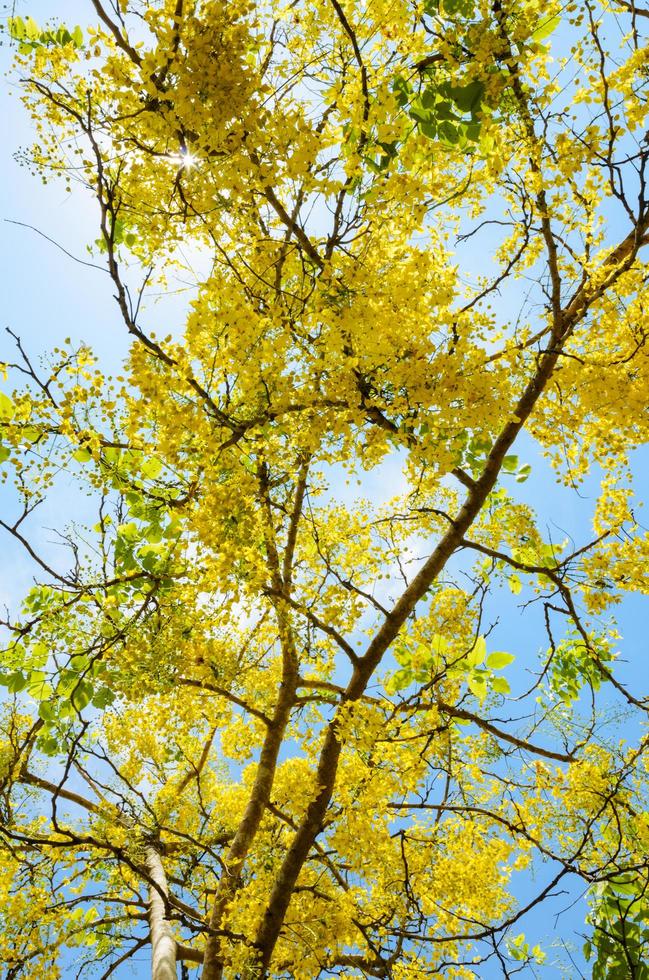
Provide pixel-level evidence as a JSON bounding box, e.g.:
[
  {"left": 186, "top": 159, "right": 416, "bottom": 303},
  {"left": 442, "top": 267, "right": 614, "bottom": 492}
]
[{"left": 1, "top": 0, "right": 649, "bottom": 976}]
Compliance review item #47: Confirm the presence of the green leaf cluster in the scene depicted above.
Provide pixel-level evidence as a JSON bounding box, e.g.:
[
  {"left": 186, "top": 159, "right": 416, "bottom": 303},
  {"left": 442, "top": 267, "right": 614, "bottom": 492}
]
[
  {"left": 8, "top": 16, "right": 83, "bottom": 53},
  {"left": 463, "top": 637, "right": 514, "bottom": 702},
  {"left": 585, "top": 877, "right": 649, "bottom": 980},
  {"left": 501, "top": 454, "right": 532, "bottom": 483},
  {"left": 364, "top": 140, "right": 400, "bottom": 175},
  {"left": 1, "top": 650, "right": 116, "bottom": 757},
  {"left": 407, "top": 77, "right": 485, "bottom": 149},
  {"left": 451, "top": 431, "right": 532, "bottom": 482},
  {"left": 423, "top": 0, "right": 476, "bottom": 17},
  {"left": 113, "top": 508, "right": 179, "bottom": 577},
  {"left": 547, "top": 634, "right": 614, "bottom": 704},
  {"left": 93, "top": 218, "right": 137, "bottom": 254},
  {"left": 506, "top": 932, "right": 546, "bottom": 965},
  {"left": 387, "top": 633, "right": 514, "bottom": 701}
]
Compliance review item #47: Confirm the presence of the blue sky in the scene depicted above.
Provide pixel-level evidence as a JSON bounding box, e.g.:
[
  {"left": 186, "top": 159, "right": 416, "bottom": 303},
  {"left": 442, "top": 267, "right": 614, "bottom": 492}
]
[{"left": 1, "top": 2, "right": 648, "bottom": 978}]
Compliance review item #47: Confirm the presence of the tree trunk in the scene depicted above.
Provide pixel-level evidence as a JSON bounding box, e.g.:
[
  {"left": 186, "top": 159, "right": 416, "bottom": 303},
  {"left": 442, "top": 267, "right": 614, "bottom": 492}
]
[{"left": 145, "top": 845, "right": 178, "bottom": 980}]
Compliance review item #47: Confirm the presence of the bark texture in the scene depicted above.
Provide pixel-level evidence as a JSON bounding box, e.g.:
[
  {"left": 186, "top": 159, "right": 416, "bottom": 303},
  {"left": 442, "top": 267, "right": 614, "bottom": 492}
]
[{"left": 145, "top": 846, "right": 178, "bottom": 980}]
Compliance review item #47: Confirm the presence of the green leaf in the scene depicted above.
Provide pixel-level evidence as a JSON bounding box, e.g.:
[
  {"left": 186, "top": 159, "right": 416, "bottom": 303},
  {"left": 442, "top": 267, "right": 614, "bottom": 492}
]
[
  {"left": 71, "top": 682, "right": 93, "bottom": 711},
  {"left": 420, "top": 88, "right": 439, "bottom": 111},
  {"left": 0, "top": 391, "right": 15, "bottom": 420},
  {"left": 0, "top": 444, "right": 10, "bottom": 464},
  {"left": 38, "top": 701, "right": 57, "bottom": 722},
  {"left": 20, "top": 425, "right": 41, "bottom": 444},
  {"left": 388, "top": 668, "right": 413, "bottom": 692},
  {"left": 508, "top": 573, "right": 522, "bottom": 595},
  {"left": 138, "top": 542, "right": 167, "bottom": 560},
  {"left": 72, "top": 447, "right": 92, "bottom": 463},
  {"left": 34, "top": 682, "right": 54, "bottom": 703},
  {"left": 487, "top": 651, "right": 515, "bottom": 669},
  {"left": 8, "top": 16, "right": 26, "bottom": 40},
  {"left": 442, "top": 0, "right": 474, "bottom": 15},
  {"left": 447, "top": 80, "right": 485, "bottom": 114},
  {"left": 144, "top": 522, "right": 163, "bottom": 543},
  {"left": 532, "top": 946, "right": 547, "bottom": 964},
  {"left": 24, "top": 16, "right": 40, "bottom": 40},
  {"left": 516, "top": 463, "right": 532, "bottom": 483},
  {"left": 540, "top": 543, "right": 558, "bottom": 566},
  {"left": 140, "top": 456, "right": 163, "bottom": 480},
  {"left": 26, "top": 669, "right": 47, "bottom": 693},
  {"left": 38, "top": 735, "right": 60, "bottom": 756},
  {"left": 431, "top": 634, "right": 448, "bottom": 657},
  {"left": 419, "top": 121, "right": 438, "bottom": 141},
  {"left": 117, "top": 521, "right": 140, "bottom": 542},
  {"left": 610, "top": 877, "right": 642, "bottom": 897},
  {"left": 8, "top": 16, "right": 83, "bottom": 51},
  {"left": 5, "top": 671, "right": 27, "bottom": 694},
  {"left": 470, "top": 435, "right": 491, "bottom": 454},
  {"left": 91, "top": 687, "right": 116, "bottom": 709},
  {"left": 409, "top": 102, "right": 435, "bottom": 126},
  {"left": 31, "top": 641, "right": 49, "bottom": 666},
  {"left": 163, "top": 518, "right": 181, "bottom": 539},
  {"left": 438, "top": 120, "right": 460, "bottom": 145},
  {"left": 502, "top": 454, "right": 519, "bottom": 472},
  {"left": 491, "top": 675, "right": 511, "bottom": 695},
  {"left": 102, "top": 446, "right": 122, "bottom": 464},
  {"left": 112, "top": 219, "right": 125, "bottom": 245},
  {"left": 532, "top": 13, "right": 560, "bottom": 42},
  {"left": 467, "top": 635, "right": 486, "bottom": 667},
  {"left": 467, "top": 673, "right": 488, "bottom": 701},
  {"left": 392, "top": 75, "right": 412, "bottom": 106}
]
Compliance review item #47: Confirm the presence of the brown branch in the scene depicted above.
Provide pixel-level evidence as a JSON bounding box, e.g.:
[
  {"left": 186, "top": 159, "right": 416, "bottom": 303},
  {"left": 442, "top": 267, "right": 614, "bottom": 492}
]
[
  {"left": 261, "top": 183, "right": 325, "bottom": 270},
  {"left": 615, "top": 0, "right": 649, "bottom": 17},
  {"left": 282, "top": 457, "right": 310, "bottom": 589},
  {"left": 248, "top": 182, "right": 649, "bottom": 966},
  {"left": 173, "top": 725, "right": 218, "bottom": 799},
  {"left": 263, "top": 588, "right": 359, "bottom": 665},
  {"left": 328, "top": 0, "right": 370, "bottom": 135},
  {"left": 434, "top": 700, "right": 574, "bottom": 763},
  {"left": 177, "top": 943, "right": 204, "bottom": 963},
  {"left": 90, "top": 0, "right": 143, "bottom": 65},
  {"left": 99, "top": 936, "right": 149, "bottom": 980},
  {"left": 201, "top": 465, "right": 301, "bottom": 979},
  {"left": 20, "top": 770, "right": 124, "bottom": 824},
  {"left": 175, "top": 677, "right": 272, "bottom": 726}
]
